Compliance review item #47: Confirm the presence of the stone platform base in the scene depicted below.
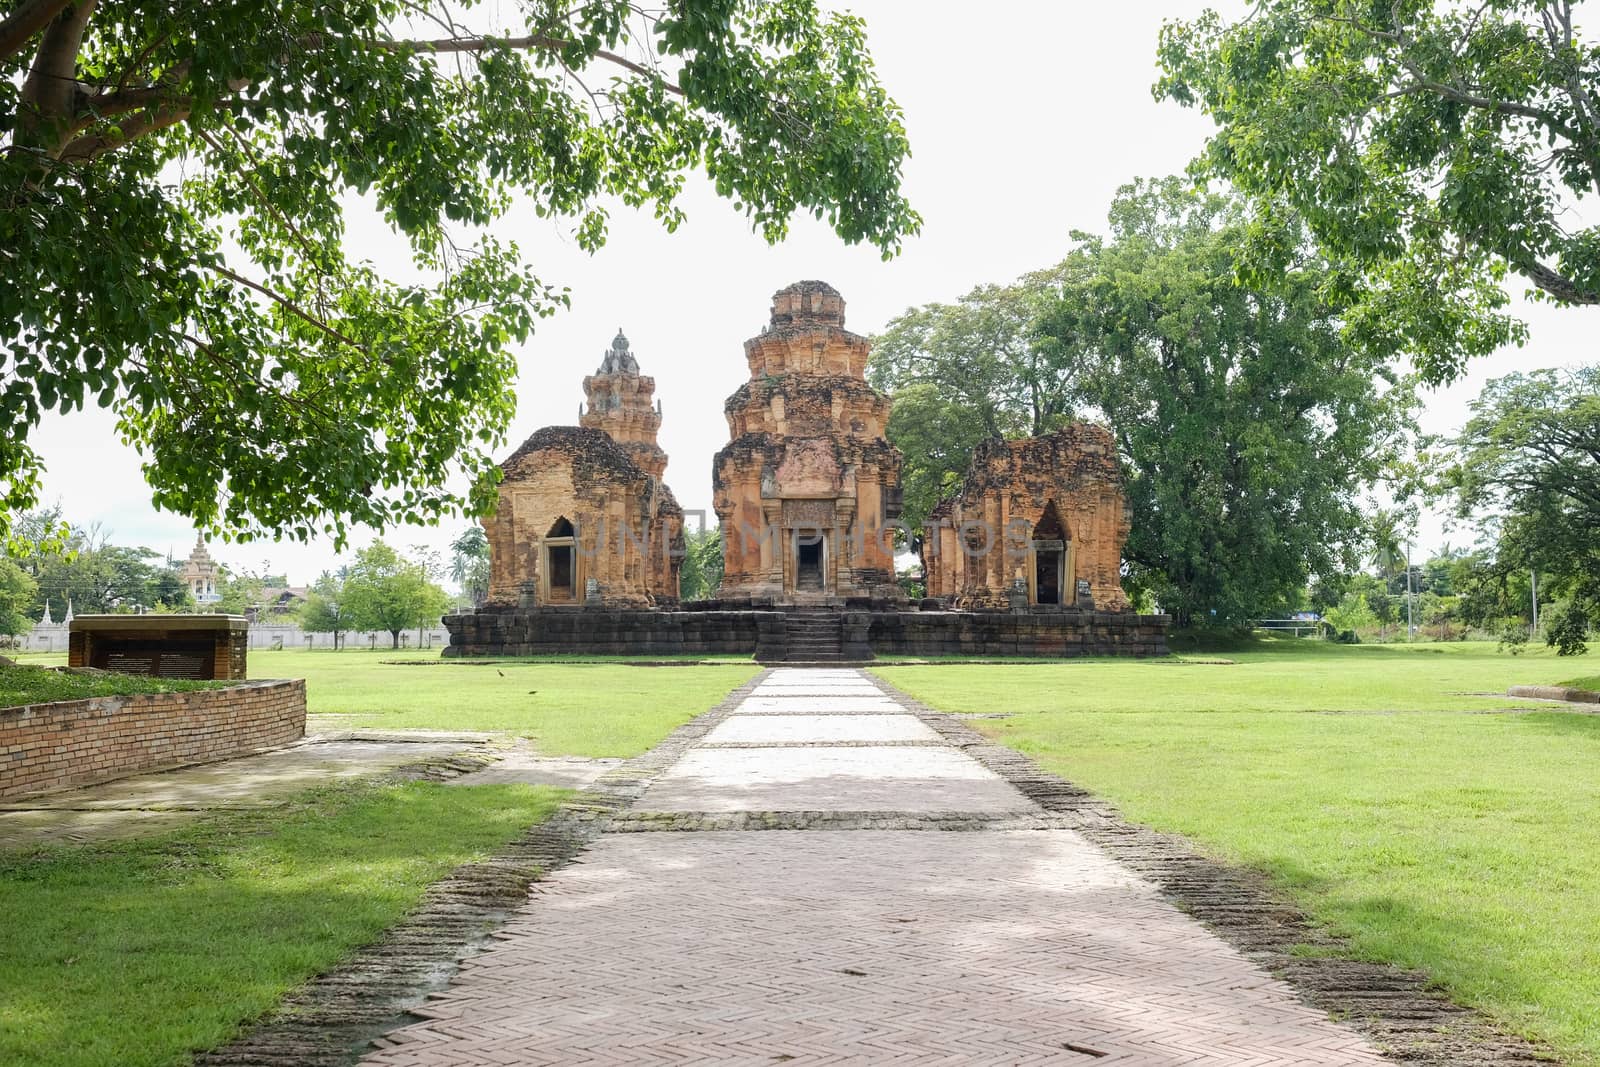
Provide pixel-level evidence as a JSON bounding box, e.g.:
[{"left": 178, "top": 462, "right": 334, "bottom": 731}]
[{"left": 443, "top": 608, "right": 1169, "bottom": 661}]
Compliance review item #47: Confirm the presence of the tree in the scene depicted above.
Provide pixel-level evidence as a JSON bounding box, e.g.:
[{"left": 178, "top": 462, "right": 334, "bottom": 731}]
[
  {"left": 1436, "top": 366, "right": 1600, "bottom": 653},
  {"left": 1155, "top": 1, "right": 1600, "bottom": 382},
  {"left": 150, "top": 568, "right": 194, "bottom": 611},
  {"left": 678, "top": 526, "right": 724, "bottom": 602},
  {"left": 0, "top": 557, "right": 37, "bottom": 635},
  {"left": 872, "top": 383, "right": 996, "bottom": 535},
  {"left": 449, "top": 526, "right": 490, "bottom": 608},
  {"left": 18, "top": 526, "right": 167, "bottom": 615},
  {"left": 343, "top": 541, "right": 451, "bottom": 648},
  {"left": 1366, "top": 509, "right": 1406, "bottom": 583},
  {"left": 873, "top": 182, "right": 1413, "bottom": 630},
  {"left": 868, "top": 271, "right": 1085, "bottom": 533},
  {"left": 1324, "top": 588, "right": 1380, "bottom": 641},
  {"left": 211, "top": 568, "right": 265, "bottom": 616},
  {"left": 299, "top": 571, "right": 350, "bottom": 648},
  {"left": 1054, "top": 181, "right": 1415, "bottom": 628},
  {"left": 0, "top": 0, "right": 920, "bottom": 546}
]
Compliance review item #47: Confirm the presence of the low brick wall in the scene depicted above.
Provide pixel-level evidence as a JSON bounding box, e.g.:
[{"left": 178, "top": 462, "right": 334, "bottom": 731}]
[
  {"left": 867, "top": 610, "right": 1170, "bottom": 658},
  {"left": 445, "top": 610, "right": 765, "bottom": 657},
  {"left": 445, "top": 608, "right": 1170, "bottom": 659},
  {"left": 0, "top": 679, "right": 306, "bottom": 800}
]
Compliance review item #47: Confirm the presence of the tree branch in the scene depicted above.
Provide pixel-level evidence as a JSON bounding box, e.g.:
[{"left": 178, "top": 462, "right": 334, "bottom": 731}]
[
  {"left": 0, "top": 0, "right": 71, "bottom": 64},
  {"left": 18, "top": 0, "right": 96, "bottom": 151},
  {"left": 55, "top": 99, "right": 191, "bottom": 161},
  {"left": 203, "top": 263, "right": 365, "bottom": 351},
  {"left": 362, "top": 33, "right": 683, "bottom": 95}
]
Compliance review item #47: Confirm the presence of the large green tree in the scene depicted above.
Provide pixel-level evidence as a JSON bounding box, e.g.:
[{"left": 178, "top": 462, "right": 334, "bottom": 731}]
[
  {"left": 11, "top": 521, "right": 171, "bottom": 615},
  {"left": 342, "top": 540, "right": 450, "bottom": 648},
  {"left": 1, "top": 0, "right": 919, "bottom": 546},
  {"left": 1437, "top": 365, "right": 1600, "bottom": 652},
  {"left": 868, "top": 273, "right": 1074, "bottom": 531},
  {"left": 872, "top": 180, "right": 1415, "bottom": 628},
  {"left": 1154, "top": 1, "right": 1600, "bottom": 382},
  {"left": 1062, "top": 182, "right": 1414, "bottom": 628}
]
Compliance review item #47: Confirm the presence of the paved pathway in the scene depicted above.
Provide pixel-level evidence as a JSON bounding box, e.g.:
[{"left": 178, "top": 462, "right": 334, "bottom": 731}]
[{"left": 362, "top": 668, "right": 1390, "bottom": 1066}]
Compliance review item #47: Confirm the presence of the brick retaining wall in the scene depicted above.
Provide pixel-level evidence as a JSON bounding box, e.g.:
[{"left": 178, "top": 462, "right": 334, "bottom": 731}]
[
  {"left": 444, "top": 609, "right": 1169, "bottom": 659},
  {"left": 0, "top": 679, "right": 307, "bottom": 800},
  {"left": 867, "top": 611, "right": 1170, "bottom": 658},
  {"left": 444, "top": 610, "right": 766, "bottom": 658}
]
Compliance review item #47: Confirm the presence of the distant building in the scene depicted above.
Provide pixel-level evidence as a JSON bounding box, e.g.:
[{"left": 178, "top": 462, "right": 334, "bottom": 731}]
[
  {"left": 257, "top": 585, "right": 309, "bottom": 618},
  {"left": 179, "top": 536, "right": 222, "bottom": 604}
]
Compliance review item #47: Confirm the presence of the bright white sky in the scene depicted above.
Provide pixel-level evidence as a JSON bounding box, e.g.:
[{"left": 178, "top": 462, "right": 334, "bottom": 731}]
[{"left": 30, "top": 1, "right": 1600, "bottom": 586}]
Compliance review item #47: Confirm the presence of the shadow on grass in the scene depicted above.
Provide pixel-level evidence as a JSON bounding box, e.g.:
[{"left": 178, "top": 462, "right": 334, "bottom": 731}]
[{"left": 0, "top": 779, "right": 568, "bottom": 1067}]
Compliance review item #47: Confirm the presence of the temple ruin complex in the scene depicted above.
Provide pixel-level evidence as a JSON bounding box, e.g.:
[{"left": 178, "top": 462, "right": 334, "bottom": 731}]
[{"left": 451, "top": 284, "right": 1167, "bottom": 660}]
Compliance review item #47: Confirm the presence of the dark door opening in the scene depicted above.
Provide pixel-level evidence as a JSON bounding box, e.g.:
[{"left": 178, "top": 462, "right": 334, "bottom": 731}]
[
  {"left": 1032, "top": 501, "right": 1068, "bottom": 606},
  {"left": 1035, "top": 549, "right": 1062, "bottom": 605},
  {"left": 796, "top": 537, "right": 823, "bottom": 591},
  {"left": 548, "top": 545, "right": 574, "bottom": 600}
]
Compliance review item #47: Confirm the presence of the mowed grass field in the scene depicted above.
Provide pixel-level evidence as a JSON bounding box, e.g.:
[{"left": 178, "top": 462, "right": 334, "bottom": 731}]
[
  {"left": 876, "top": 640, "right": 1600, "bottom": 1065},
  {"left": 0, "top": 778, "right": 571, "bottom": 1067},
  {"left": 248, "top": 649, "right": 759, "bottom": 757}
]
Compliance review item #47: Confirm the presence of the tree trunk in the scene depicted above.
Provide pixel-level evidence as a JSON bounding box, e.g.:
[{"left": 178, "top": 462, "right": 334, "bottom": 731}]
[{"left": 389, "top": 630, "right": 400, "bottom": 649}]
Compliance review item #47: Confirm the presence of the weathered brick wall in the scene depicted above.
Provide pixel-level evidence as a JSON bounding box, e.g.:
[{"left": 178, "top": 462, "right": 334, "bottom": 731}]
[
  {"left": 868, "top": 611, "right": 1170, "bottom": 658},
  {"left": 445, "top": 609, "right": 1169, "bottom": 660},
  {"left": 445, "top": 610, "right": 766, "bottom": 658},
  {"left": 0, "top": 679, "right": 306, "bottom": 800}
]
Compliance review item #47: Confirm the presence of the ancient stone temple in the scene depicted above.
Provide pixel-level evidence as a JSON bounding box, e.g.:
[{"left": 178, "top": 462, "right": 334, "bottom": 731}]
[
  {"left": 481, "top": 332, "right": 683, "bottom": 609},
  {"left": 447, "top": 286, "right": 1168, "bottom": 662},
  {"left": 713, "top": 281, "right": 903, "bottom": 603},
  {"left": 922, "top": 424, "right": 1131, "bottom": 611}
]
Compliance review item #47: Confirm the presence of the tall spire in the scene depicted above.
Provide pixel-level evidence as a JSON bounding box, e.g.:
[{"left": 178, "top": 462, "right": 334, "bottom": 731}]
[
  {"left": 582, "top": 328, "right": 667, "bottom": 478},
  {"left": 597, "top": 328, "right": 640, "bottom": 375}
]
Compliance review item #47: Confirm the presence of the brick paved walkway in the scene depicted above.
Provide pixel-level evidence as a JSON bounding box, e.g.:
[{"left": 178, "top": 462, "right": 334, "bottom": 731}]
[{"left": 362, "top": 668, "right": 1390, "bottom": 1066}]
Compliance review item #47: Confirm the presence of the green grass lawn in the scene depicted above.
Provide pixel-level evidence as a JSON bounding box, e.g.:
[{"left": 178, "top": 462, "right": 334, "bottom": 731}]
[
  {"left": 876, "top": 640, "right": 1600, "bottom": 1065},
  {"left": 250, "top": 648, "right": 758, "bottom": 757},
  {"left": 0, "top": 777, "right": 570, "bottom": 1067},
  {"left": 1560, "top": 674, "right": 1600, "bottom": 693},
  {"left": 0, "top": 663, "right": 225, "bottom": 707}
]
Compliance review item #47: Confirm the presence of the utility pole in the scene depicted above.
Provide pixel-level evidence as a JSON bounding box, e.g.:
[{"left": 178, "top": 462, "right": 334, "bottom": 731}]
[
  {"left": 1405, "top": 541, "right": 1415, "bottom": 640},
  {"left": 1531, "top": 569, "right": 1540, "bottom": 637}
]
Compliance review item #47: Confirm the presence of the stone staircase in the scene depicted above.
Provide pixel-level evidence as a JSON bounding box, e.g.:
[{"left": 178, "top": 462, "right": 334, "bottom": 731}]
[{"left": 778, "top": 610, "right": 846, "bottom": 663}]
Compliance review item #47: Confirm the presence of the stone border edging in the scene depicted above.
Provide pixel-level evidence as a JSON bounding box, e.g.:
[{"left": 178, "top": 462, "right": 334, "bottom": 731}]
[
  {"left": 196, "top": 669, "right": 770, "bottom": 1067},
  {"left": 1508, "top": 684, "right": 1600, "bottom": 705},
  {"left": 863, "top": 671, "right": 1558, "bottom": 1067}
]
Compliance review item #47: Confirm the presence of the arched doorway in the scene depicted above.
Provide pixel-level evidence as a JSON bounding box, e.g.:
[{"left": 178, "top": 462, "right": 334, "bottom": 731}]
[
  {"left": 543, "top": 517, "right": 577, "bottom": 604},
  {"left": 1030, "top": 502, "right": 1070, "bottom": 606}
]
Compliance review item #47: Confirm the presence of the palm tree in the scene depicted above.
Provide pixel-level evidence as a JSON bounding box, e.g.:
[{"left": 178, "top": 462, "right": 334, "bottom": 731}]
[
  {"left": 1367, "top": 509, "right": 1404, "bottom": 581},
  {"left": 1365, "top": 508, "right": 1410, "bottom": 639},
  {"left": 449, "top": 526, "right": 490, "bottom": 607}
]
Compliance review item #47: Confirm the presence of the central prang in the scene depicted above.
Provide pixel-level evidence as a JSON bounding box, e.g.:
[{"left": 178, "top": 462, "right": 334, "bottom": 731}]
[{"left": 712, "top": 281, "right": 905, "bottom": 604}]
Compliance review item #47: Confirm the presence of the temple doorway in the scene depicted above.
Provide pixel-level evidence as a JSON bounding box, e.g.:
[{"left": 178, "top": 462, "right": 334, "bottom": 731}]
[
  {"left": 1030, "top": 503, "right": 1068, "bottom": 606},
  {"left": 544, "top": 517, "right": 577, "bottom": 603},
  {"left": 795, "top": 534, "right": 825, "bottom": 592}
]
